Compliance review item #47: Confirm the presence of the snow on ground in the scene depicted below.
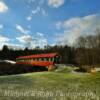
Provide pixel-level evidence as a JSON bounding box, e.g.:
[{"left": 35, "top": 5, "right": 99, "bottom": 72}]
[{"left": 0, "top": 60, "right": 16, "bottom": 64}]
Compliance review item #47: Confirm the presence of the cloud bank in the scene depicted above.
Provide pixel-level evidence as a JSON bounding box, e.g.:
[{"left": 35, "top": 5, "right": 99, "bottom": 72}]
[
  {"left": 56, "top": 14, "right": 100, "bottom": 45},
  {"left": 0, "top": 1, "right": 8, "bottom": 13},
  {"left": 16, "top": 24, "right": 30, "bottom": 34},
  {"left": 48, "top": 0, "right": 65, "bottom": 8},
  {"left": 16, "top": 32, "right": 48, "bottom": 49}
]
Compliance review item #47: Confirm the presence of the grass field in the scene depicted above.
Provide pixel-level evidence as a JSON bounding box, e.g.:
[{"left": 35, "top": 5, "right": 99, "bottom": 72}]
[{"left": 0, "top": 67, "right": 100, "bottom": 100}]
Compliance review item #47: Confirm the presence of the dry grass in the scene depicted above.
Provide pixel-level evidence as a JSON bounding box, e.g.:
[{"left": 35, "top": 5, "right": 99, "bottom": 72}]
[{"left": 0, "top": 68, "right": 100, "bottom": 100}]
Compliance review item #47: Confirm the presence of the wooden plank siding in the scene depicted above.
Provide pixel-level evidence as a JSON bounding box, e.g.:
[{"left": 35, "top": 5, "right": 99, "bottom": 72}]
[{"left": 16, "top": 53, "right": 60, "bottom": 69}]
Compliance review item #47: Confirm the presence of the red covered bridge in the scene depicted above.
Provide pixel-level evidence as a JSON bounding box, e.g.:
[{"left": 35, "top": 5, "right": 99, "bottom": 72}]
[{"left": 16, "top": 53, "right": 61, "bottom": 71}]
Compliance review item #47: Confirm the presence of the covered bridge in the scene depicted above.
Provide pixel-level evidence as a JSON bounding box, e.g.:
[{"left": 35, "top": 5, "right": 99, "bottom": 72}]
[{"left": 16, "top": 53, "right": 61, "bottom": 71}]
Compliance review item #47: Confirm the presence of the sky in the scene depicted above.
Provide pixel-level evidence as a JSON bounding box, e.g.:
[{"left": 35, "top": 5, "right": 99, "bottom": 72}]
[{"left": 0, "top": 0, "right": 100, "bottom": 49}]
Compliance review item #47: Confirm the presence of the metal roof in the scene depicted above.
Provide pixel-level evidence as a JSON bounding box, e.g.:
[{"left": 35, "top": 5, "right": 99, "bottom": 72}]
[{"left": 17, "top": 53, "right": 58, "bottom": 59}]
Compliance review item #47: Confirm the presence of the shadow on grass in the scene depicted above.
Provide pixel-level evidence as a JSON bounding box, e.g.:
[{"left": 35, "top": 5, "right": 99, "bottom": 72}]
[
  {"left": 0, "top": 62, "right": 48, "bottom": 76},
  {"left": 74, "top": 68, "right": 87, "bottom": 73}
]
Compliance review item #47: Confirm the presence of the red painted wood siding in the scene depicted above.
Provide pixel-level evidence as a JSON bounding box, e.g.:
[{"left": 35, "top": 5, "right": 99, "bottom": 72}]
[{"left": 16, "top": 61, "right": 54, "bottom": 67}]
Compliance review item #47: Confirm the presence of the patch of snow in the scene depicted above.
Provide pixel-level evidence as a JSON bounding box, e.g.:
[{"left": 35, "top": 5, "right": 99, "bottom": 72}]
[
  {"left": 95, "top": 68, "right": 100, "bottom": 72},
  {"left": 3, "top": 60, "right": 16, "bottom": 64}
]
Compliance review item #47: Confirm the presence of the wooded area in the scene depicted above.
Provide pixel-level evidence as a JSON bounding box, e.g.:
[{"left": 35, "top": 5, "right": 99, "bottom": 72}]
[{"left": 0, "top": 30, "right": 100, "bottom": 67}]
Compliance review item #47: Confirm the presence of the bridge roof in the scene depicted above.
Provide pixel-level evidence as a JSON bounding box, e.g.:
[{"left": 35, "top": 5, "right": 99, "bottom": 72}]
[{"left": 17, "top": 53, "right": 58, "bottom": 59}]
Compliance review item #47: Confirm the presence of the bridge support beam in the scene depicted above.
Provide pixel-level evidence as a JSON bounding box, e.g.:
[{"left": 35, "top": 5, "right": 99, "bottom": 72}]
[{"left": 48, "top": 65, "right": 56, "bottom": 71}]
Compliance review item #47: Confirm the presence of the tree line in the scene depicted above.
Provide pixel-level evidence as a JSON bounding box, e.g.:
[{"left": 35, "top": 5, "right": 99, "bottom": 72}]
[
  {"left": 0, "top": 30, "right": 100, "bottom": 67},
  {"left": 75, "top": 30, "right": 100, "bottom": 67}
]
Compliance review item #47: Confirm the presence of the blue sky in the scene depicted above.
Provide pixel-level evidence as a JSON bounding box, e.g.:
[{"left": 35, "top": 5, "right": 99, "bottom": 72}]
[{"left": 0, "top": 0, "right": 100, "bottom": 49}]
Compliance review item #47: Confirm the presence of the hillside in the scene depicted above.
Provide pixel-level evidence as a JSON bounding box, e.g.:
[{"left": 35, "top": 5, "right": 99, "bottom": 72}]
[{"left": 0, "top": 70, "right": 100, "bottom": 100}]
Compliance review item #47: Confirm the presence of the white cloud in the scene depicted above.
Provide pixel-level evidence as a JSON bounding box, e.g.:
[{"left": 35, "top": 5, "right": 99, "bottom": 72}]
[
  {"left": 4, "top": 43, "right": 25, "bottom": 50},
  {"left": 37, "top": 32, "right": 44, "bottom": 37},
  {"left": 0, "top": 35, "right": 9, "bottom": 42},
  {"left": 26, "top": 6, "right": 40, "bottom": 21},
  {"left": 0, "top": 24, "right": 4, "bottom": 29},
  {"left": 0, "top": 35, "right": 10, "bottom": 49},
  {"left": 32, "top": 6, "right": 40, "bottom": 14},
  {"left": 16, "top": 35, "right": 32, "bottom": 43},
  {"left": 0, "top": 1, "right": 8, "bottom": 13},
  {"left": 48, "top": 0, "right": 65, "bottom": 8},
  {"left": 27, "top": 16, "right": 32, "bottom": 21},
  {"left": 16, "top": 34, "right": 35, "bottom": 48},
  {"left": 36, "top": 32, "right": 48, "bottom": 47},
  {"left": 16, "top": 24, "right": 30, "bottom": 34},
  {"left": 0, "top": 33, "right": 47, "bottom": 49},
  {"left": 0, "top": 36, "right": 26, "bottom": 50},
  {"left": 41, "top": 8, "right": 47, "bottom": 16},
  {"left": 0, "top": 35, "right": 22, "bottom": 50},
  {"left": 39, "top": 38, "right": 48, "bottom": 47},
  {"left": 26, "top": 7, "right": 47, "bottom": 21},
  {"left": 16, "top": 33, "right": 48, "bottom": 49},
  {"left": 56, "top": 14, "right": 100, "bottom": 45}
]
